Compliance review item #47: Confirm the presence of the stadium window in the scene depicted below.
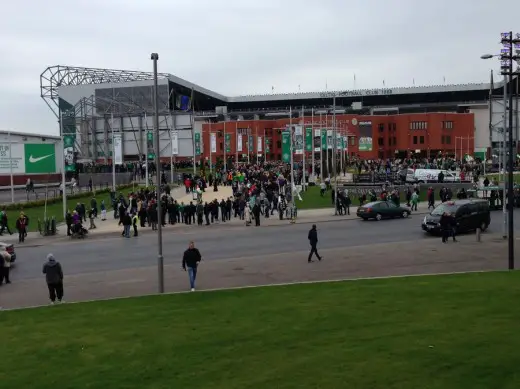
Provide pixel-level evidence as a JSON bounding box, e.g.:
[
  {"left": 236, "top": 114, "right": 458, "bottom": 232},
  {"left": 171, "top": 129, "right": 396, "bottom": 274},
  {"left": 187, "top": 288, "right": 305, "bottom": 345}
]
[
  {"left": 446, "top": 136, "right": 451, "bottom": 144},
  {"left": 441, "top": 135, "right": 445, "bottom": 144},
  {"left": 276, "top": 140, "right": 282, "bottom": 148},
  {"left": 393, "top": 136, "right": 397, "bottom": 145},
  {"left": 219, "top": 142, "right": 223, "bottom": 151},
  {"left": 388, "top": 137, "right": 392, "bottom": 146},
  {"left": 443, "top": 121, "right": 453, "bottom": 130},
  {"left": 378, "top": 137, "right": 384, "bottom": 146},
  {"left": 419, "top": 136, "right": 424, "bottom": 144},
  {"left": 350, "top": 137, "right": 356, "bottom": 146},
  {"left": 409, "top": 122, "right": 414, "bottom": 130},
  {"left": 413, "top": 136, "right": 418, "bottom": 144},
  {"left": 378, "top": 123, "right": 384, "bottom": 132}
]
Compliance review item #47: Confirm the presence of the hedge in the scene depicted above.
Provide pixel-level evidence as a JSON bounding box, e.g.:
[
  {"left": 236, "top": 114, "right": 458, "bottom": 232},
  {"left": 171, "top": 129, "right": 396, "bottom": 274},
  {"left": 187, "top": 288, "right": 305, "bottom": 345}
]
[{"left": 3, "top": 184, "right": 136, "bottom": 211}]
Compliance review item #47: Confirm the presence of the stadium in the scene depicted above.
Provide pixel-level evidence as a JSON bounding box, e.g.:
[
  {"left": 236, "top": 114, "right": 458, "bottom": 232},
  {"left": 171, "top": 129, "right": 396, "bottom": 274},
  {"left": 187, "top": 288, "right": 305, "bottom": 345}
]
[{"left": 39, "top": 65, "right": 519, "bottom": 168}]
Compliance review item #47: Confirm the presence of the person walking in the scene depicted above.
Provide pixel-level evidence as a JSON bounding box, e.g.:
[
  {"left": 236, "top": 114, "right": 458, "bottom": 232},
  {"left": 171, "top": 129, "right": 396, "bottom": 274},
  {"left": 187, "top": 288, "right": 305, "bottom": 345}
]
[
  {"left": 182, "top": 241, "right": 202, "bottom": 291},
  {"left": 43, "top": 254, "right": 64, "bottom": 304},
  {"left": 307, "top": 224, "right": 323, "bottom": 263},
  {"left": 0, "top": 247, "right": 12, "bottom": 285}
]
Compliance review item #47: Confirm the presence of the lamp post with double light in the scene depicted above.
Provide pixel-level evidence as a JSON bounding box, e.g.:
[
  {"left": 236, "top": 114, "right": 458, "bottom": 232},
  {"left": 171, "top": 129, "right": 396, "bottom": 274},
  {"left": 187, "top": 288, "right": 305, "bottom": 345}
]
[{"left": 481, "top": 32, "right": 520, "bottom": 270}]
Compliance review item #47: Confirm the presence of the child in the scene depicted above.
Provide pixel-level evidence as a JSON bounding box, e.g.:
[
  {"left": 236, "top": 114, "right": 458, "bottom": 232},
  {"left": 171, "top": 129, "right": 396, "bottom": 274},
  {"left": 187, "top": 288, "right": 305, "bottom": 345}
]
[{"left": 100, "top": 200, "right": 107, "bottom": 221}]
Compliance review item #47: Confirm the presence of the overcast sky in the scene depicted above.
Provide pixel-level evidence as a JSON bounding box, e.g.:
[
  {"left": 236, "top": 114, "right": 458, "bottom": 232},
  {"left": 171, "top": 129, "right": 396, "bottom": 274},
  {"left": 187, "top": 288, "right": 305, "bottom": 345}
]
[{"left": 1, "top": 0, "right": 519, "bottom": 136}]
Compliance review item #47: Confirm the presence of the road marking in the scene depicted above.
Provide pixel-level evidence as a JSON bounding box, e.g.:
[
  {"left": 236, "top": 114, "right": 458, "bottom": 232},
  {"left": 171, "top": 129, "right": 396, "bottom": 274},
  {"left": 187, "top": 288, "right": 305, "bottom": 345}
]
[{"left": 0, "top": 269, "right": 504, "bottom": 312}]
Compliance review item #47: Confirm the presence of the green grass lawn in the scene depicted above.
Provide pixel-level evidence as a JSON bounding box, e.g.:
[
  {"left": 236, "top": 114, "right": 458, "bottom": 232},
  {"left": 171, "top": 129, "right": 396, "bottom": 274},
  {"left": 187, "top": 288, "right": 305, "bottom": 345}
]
[
  {"left": 296, "top": 185, "right": 427, "bottom": 209},
  {"left": 1, "top": 271, "right": 519, "bottom": 389},
  {"left": 5, "top": 185, "right": 138, "bottom": 232},
  {"left": 485, "top": 173, "right": 520, "bottom": 184}
]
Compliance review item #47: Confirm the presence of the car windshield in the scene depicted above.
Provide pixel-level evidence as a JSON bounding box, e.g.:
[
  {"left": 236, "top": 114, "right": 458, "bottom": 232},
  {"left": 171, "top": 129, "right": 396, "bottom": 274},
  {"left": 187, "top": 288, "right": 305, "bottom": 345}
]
[
  {"left": 431, "top": 203, "right": 459, "bottom": 216},
  {"left": 362, "top": 202, "right": 379, "bottom": 208}
]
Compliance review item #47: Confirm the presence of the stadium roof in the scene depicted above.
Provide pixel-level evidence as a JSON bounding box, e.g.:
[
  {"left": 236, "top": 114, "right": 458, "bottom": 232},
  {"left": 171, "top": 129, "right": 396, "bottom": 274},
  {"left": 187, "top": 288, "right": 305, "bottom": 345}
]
[{"left": 41, "top": 64, "right": 505, "bottom": 117}]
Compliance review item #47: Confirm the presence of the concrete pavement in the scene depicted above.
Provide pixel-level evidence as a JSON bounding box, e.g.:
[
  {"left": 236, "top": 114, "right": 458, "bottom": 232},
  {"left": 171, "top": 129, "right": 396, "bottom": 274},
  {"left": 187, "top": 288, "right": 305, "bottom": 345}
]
[{"left": 0, "top": 231, "right": 513, "bottom": 309}]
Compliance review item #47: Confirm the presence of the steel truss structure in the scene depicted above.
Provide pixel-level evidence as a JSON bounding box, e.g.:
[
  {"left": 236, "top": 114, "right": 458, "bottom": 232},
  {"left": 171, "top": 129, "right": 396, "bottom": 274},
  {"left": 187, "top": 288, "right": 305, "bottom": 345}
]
[{"left": 40, "top": 65, "right": 170, "bottom": 119}]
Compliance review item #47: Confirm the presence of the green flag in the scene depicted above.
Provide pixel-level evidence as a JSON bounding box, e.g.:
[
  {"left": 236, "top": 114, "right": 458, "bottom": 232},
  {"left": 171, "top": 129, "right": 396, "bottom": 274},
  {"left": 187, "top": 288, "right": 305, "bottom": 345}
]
[
  {"left": 63, "top": 134, "right": 76, "bottom": 172},
  {"left": 305, "top": 128, "right": 312, "bottom": 152},
  {"left": 265, "top": 138, "right": 270, "bottom": 153},
  {"left": 194, "top": 133, "right": 201, "bottom": 155},
  {"left": 321, "top": 130, "right": 327, "bottom": 151},
  {"left": 282, "top": 131, "right": 291, "bottom": 163},
  {"left": 225, "top": 133, "right": 231, "bottom": 153}
]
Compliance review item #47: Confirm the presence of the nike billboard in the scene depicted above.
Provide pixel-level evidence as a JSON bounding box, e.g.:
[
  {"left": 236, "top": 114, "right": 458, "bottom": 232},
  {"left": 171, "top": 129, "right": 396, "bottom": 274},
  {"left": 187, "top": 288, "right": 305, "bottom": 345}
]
[
  {"left": 0, "top": 143, "right": 57, "bottom": 174},
  {"left": 24, "top": 144, "right": 57, "bottom": 174}
]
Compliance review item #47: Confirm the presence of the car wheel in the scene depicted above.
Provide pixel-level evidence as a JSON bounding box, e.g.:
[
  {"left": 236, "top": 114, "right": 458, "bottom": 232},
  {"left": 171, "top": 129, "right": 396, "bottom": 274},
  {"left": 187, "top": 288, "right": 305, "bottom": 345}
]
[
  {"left": 402, "top": 211, "right": 409, "bottom": 218},
  {"left": 375, "top": 213, "right": 382, "bottom": 221},
  {"left": 480, "top": 221, "right": 488, "bottom": 231}
]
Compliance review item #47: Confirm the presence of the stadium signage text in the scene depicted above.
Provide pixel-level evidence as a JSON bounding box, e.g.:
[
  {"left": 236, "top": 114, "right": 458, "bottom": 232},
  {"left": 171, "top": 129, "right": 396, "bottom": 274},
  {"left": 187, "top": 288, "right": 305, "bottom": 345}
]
[{"left": 319, "top": 89, "right": 393, "bottom": 98}]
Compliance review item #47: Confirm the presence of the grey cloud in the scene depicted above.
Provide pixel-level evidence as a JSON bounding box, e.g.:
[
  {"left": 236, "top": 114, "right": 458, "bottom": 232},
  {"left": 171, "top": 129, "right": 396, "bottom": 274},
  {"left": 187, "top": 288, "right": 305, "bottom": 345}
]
[{"left": 0, "top": 0, "right": 519, "bottom": 135}]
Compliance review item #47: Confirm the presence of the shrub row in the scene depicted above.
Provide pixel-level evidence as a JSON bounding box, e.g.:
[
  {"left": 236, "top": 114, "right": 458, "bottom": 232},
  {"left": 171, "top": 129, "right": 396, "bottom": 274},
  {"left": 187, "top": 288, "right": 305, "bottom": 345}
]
[{"left": 3, "top": 184, "right": 135, "bottom": 211}]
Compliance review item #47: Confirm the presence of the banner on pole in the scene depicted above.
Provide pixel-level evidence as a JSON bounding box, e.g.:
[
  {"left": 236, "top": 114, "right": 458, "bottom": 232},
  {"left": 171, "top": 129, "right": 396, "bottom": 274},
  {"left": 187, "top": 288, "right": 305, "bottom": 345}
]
[
  {"left": 282, "top": 131, "right": 291, "bottom": 162},
  {"left": 342, "top": 136, "right": 347, "bottom": 151},
  {"left": 314, "top": 129, "right": 321, "bottom": 152},
  {"left": 248, "top": 135, "right": 254, "bottom": 153},
  {"left": 225, "top": 133, "right": 231, "bottom": 153},
  {"left": 171, "top": 131, "right": 179, "bottom": 155},
  {"left": 113, "top": 133, "right": 123, "bottom": 165},
  {"left": 63, "top": 134, "right": 76, "bottom": 172},
  {"left": 305, "top": 128, "right": 313, "bottom": 152},
  {"left": 327, "top": 130, "right": 333, "bottom": 150},
  {"left": 321, "top": 130, "right": 327, "bottom": 151},
  {"left": 265, "top": 138, "right": 270, "bottom": 153},
  {"left": 194, "top": 133, "right": 201, "bottom": 155},
  {"left": 210, "top": 133, "right": 217, "bottom": 153},
  {"left": 294, "top": 125, "right": 303, "bottom": 155},
  {"left": 257, "top": 136, "right": 262, "bottom": 153},
  {"left": 237, "top": 134, "right": 243, "bottom": 152}
]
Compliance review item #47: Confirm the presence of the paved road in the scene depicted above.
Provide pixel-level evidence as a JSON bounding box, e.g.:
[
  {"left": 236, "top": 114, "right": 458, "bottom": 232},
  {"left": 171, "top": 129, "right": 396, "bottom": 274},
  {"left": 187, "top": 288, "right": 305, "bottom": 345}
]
[{"left": 11, "top": 210, "right": 520, "bottom": 281}]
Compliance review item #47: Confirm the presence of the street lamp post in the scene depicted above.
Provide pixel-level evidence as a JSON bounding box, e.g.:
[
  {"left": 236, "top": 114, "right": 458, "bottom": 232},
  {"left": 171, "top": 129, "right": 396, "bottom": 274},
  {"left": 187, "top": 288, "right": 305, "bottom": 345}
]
[
  {"left": 484, "top": 32, "right": 520, "bottom": 270},
  {"left": 151, "top": 52, "right": 164, "bottom": 293}
]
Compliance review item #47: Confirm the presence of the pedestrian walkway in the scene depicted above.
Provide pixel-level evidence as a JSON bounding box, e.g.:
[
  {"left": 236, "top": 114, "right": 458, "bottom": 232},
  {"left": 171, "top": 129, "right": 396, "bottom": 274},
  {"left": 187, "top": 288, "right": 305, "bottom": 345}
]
[{"left": 175, "top": 186, "right": 234, "bottom": 205}]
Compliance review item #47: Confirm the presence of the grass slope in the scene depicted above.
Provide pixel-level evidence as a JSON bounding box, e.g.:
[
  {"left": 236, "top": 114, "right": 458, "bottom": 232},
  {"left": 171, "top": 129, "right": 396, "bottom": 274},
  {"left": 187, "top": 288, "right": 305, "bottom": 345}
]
[
  {"left": 296, "top": 186, "right": 427, "bottom": 210},
  {"left": 5, "top": 186, "right": 137, "bottom": 232},
  {"left": 1, "top": 271, "right": 520, "bottom": 389}
]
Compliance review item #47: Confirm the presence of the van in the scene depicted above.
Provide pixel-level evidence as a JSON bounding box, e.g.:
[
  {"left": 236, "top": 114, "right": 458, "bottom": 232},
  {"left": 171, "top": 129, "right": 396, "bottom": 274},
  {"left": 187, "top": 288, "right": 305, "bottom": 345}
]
[
  {"left": 421, "top": 199, "right": 491, "bottom": 234},
  {"left": 398, "top": 168, "right": 415, "bottom": 183},
  {"left": 413, "top": 169, "right": 460, "bottom": 183}
]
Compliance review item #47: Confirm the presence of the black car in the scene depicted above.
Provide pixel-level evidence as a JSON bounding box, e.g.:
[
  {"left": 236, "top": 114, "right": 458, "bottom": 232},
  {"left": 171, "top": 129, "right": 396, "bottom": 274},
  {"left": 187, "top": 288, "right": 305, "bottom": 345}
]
[
  {"left": 357, "top": 201, "right": 411, "bottom": 221},
  {"left": 422, "top": 199, "right": 490, "bottom": 234}
]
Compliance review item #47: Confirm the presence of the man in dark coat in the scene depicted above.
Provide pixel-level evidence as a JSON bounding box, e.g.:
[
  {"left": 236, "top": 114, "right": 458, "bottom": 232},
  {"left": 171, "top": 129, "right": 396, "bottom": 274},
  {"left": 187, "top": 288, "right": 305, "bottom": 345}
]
[
  {"left": 182, "top": 241, "right": 202, "bottom": 291},
  {"left": 43, "top": 253, "right": 64, "bottom": 304},
  {"left": 307, "top": 224, "right": 322, "bottom": 263}
]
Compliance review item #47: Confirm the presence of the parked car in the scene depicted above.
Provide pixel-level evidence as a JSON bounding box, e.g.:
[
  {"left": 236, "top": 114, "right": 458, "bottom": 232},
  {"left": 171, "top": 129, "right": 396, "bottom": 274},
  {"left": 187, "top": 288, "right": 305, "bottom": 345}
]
[
  {"left": 356, "top": 201, "right": 411, "bottom": 221},
  {"left": 0, "top": 242, "right": 16, "bottom": 263},
  {"left": 422, "top": 199, "right": 490, "bottom": 235}
]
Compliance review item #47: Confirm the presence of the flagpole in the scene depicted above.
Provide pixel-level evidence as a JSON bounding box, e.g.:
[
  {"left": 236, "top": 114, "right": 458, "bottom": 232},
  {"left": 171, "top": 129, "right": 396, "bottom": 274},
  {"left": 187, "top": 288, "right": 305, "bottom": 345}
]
[
  {"left": 264, "top": 127, "right": 267, "bottom": 162},
  {"left": 320, "top": 112, "right": 323, "bottom": 181},
  {"left": 209, "top": 121, "right": 212, "bottom": 174},
  {"left": 301, "top": 105, "right": 306, "bottom": 191},
  {"left": 247, "top": 128, "right": 250, "bottom": 164},
  {"left": 223, "top": 121, "right": 227, "bottom": 172},
  {"left": 235, "top": 121, "right": 238, "bottom": 163},
  {"left": 144, "top": 113, "right": 149, "bottom": 186},
  {"left": 256, "top": 126, "right": 259, "bottom": 165},
  {"left": 311, "top": 108, "right": 315, "bottom": 179},
  {"left": 289, "top": 106, "right": 295, "bottom": 198},
  {"left": 111, "top": 113, "right": 116, "bottom": 191},
  {"left": 168, "top": 113, "right": 174, "bottom": 183}
]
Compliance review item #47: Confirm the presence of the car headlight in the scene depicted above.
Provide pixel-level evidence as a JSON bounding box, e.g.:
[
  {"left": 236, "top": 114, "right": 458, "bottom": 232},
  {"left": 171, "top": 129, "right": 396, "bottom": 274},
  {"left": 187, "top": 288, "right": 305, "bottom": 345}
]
[{"left": 437, "top": 223, "right": 441, "bottom": 227}]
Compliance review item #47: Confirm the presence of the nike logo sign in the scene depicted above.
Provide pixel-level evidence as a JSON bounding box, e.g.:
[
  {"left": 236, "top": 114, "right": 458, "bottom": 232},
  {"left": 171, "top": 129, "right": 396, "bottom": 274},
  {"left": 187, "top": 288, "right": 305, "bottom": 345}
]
[{"left": 29, "top": 154, "right": 53, "bottom": 163}]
